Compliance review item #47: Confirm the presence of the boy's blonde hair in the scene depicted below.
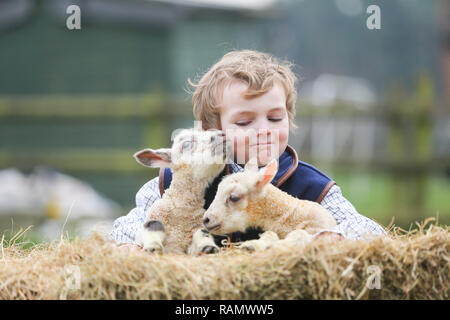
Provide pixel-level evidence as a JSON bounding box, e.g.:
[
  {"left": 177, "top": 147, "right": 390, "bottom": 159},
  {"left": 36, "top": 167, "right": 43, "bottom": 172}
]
[{"left": 190, "top": 50, "right": 298, "bottom": 131}]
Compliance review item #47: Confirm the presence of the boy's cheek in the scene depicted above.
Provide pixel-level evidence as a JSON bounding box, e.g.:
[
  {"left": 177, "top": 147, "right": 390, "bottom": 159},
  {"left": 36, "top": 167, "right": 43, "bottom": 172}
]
[{"left": 277, "top": 125, "right": 289, "bottom": 142}]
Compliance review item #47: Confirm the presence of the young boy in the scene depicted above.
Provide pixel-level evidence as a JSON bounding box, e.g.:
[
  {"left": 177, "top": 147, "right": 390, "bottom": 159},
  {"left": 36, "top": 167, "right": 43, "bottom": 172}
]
[{"left": 110, "top": 50, "right": 386, "bottom": 250}]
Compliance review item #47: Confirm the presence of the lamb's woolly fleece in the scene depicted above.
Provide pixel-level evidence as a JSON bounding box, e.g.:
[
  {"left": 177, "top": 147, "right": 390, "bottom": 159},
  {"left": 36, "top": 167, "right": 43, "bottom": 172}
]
[
  {"left": 145, "top": 169, "right": 214, "bottom": 253},
  {"left": 246, "top": 183, "right": 337, "bottom": 237}
]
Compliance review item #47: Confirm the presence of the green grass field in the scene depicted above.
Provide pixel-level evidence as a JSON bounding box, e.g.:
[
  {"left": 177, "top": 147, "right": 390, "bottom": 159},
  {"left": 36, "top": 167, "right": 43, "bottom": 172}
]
[{"left": 330, "top": 168, "right": 450, "bottom": 228}]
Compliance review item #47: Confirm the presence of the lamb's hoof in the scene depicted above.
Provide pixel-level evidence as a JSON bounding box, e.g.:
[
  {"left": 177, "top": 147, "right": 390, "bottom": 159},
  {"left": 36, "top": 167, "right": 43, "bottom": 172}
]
[
  {"left": 201, "top": 245, "right": 219, "bottom": 254},
  {"left": 240, "top": 245, "right": 255, "bottom": 252}
]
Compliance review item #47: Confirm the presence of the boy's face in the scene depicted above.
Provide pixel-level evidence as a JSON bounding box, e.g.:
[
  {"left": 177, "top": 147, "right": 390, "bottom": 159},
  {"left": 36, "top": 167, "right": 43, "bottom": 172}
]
[{"left": 219, "top": 80, "right": 289, "bottom": 167}]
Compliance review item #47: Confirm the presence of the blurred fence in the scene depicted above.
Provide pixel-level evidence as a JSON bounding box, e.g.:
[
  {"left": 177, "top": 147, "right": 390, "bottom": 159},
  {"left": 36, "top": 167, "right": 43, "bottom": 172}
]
[
  {"left": 291, "top": 102, "right": 450, "bottom": 225},
  {"left": 0, "top": 93, "right": 449, "bottom": 227},
  {"left": 0, "top": 94, "right": 185, "bottom": 216}
]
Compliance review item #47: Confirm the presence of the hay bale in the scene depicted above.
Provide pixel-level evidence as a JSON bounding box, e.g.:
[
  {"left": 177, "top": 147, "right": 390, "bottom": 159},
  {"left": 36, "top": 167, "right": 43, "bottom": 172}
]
[{"left": 0, "top": 222, "right": 448, "bottom": 300}]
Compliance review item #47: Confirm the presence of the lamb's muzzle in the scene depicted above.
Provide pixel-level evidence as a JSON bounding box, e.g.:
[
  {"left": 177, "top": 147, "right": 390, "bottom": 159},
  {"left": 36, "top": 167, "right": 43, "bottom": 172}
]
[{"left": 203, "top": 216, "right": 221, "bottom": 232}]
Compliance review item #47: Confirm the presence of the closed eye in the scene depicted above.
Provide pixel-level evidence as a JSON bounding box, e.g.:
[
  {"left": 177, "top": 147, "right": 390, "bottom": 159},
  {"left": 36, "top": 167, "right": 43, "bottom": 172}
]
[
  {"left": 182, "top": 141, "right": 194, "bottom": 150},
  {"left": 228, "top": 194, "right": 240, "bottom": 203}
]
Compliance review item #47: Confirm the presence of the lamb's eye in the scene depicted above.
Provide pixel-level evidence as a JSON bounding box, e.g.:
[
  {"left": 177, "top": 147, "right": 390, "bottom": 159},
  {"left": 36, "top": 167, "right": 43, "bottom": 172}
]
[
  {"left": 182, "top": 141, "right": 192, "bottom": 149},
  {"left": 228, "top": 195, "right": 240, "bottom": 203}
]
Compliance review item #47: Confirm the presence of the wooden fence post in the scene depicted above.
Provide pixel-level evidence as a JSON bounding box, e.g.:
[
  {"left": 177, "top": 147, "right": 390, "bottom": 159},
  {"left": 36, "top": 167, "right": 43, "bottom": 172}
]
[{"left": 387, "top": 76, "right": 433, "bottom": 226}]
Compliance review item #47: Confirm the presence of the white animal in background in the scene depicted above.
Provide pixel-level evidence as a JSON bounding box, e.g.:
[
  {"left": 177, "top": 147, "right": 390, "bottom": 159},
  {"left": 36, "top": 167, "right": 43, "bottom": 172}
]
[
  {"left": 0, "top": 169, "right": 36, "bottom": 216},
  {"left": 0, "top": 167, "right": 121, "bottom": 240}
]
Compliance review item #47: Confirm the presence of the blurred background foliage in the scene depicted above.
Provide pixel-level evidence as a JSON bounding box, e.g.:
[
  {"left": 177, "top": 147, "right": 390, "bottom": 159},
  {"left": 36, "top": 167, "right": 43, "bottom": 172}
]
[{"left": 0, "top": 0, "right": 449, "bottom": 241}]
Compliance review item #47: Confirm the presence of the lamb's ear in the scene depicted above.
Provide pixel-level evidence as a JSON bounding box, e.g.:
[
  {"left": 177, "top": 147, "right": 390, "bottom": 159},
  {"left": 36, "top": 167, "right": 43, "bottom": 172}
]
[
  {"left": 254, "top": 159, "right": 278, "bottom": 191},
  {"left": 244, "top": 157, "right": 258, "bottom": 172},
  {"left": 134, "top": 148, "right": 172, "bottom": 168}
]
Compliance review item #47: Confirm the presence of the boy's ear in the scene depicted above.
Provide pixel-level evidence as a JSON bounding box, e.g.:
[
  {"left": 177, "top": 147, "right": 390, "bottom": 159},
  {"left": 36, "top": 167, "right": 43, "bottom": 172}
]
[
  {"left": 134, "top": 148, "right": 172, "bottom": 168},
  {"left": 254, "top": 159, "right": 278, "bottom": 192},
  {"left": 244, "top": 157, "right": 258, "bottom": 172}
]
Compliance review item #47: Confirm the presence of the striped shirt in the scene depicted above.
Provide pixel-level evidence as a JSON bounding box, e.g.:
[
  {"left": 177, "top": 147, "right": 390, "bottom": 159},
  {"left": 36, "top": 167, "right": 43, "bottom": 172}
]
[{"left": 110, "top": 162, "right": 386, "bottom": 245}]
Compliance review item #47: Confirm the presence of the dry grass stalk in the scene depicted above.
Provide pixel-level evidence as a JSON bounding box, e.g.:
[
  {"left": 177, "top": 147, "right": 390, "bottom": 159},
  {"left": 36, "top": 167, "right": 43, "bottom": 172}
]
[{"left": 0, "top": 219, "right": 448, "bottom": 300}]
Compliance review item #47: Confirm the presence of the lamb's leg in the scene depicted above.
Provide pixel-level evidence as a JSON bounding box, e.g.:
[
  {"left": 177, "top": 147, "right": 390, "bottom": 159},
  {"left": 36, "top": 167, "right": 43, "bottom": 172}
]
[
  {"left": 273, "top": 229, "right": 313, "bottom": 248},
  {"left": 140, "top": 220, "right": 166, "bottom": 253},
  {"left": 188, "top": 229, "right": 219, "bottom": 255},
  {"left": 237, "top": 231, "right": 279, "bottom": 252}
]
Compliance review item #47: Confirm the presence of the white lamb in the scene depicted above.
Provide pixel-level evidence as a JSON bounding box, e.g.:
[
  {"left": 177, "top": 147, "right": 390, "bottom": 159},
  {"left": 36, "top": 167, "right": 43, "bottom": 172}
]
[
  {"left": 202, "top": 157, "right": 338, "bottom": 251},
  {"left": 134, "top": 128, "right": 230, "bottom": 254}
]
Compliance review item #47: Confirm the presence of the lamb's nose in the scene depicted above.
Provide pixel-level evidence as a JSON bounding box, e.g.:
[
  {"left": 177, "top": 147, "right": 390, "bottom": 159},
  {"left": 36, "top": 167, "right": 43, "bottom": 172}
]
[{"left": 203, "top": 217, "right": 210, "bottom": 225}]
